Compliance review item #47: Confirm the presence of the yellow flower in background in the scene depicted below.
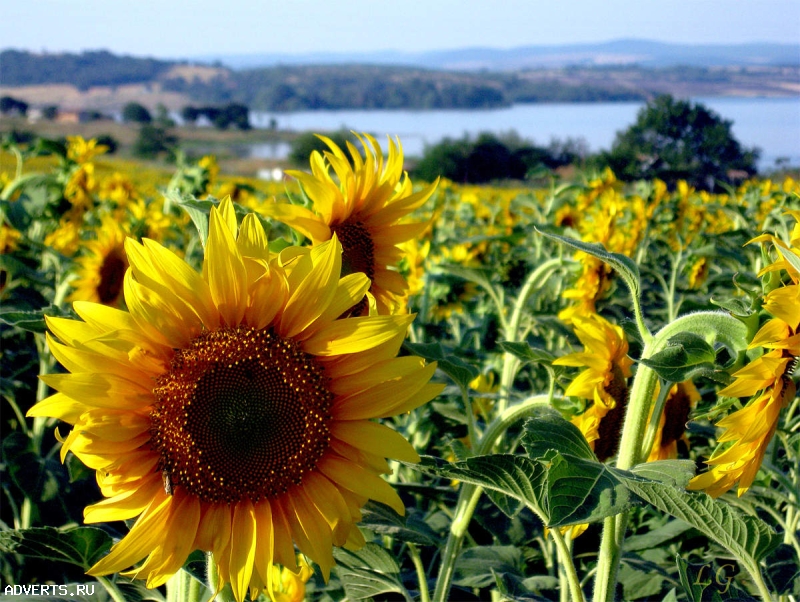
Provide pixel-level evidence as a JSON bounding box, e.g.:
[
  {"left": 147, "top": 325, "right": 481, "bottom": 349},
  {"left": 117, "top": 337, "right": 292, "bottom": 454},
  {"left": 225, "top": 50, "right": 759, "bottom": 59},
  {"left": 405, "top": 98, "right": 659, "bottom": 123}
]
[
  {"left": 270, "top": 556, "right": 313, "bottom": 602},
  {"left": 29, "top": 198, "right": 442, "bottom": 602},
  {"left": 44, "top": 217, "right": 83, "bottom": 256},
  {"left": 68, "top": 217, "right": 130, "bottom": 307},
  {"left": 65, "top": 163, "right": 97, "bottom": 213},
  {"left": 689, "top": 225, "right": 800, "bottom": 497},
  {"left": 647, "top": 381, "right": 700, "bottom": 462},
  {"left": 264, "top": 133, "right": 438, "bottom": 315},
  {"left": 100, "top": 172, "right": 138, "bottom": 205},
  {"left": 67, "top": 136, "right": 108, "bottom": 164},
  {"left": 553, "top": 313, "right": 633, "bottom": 461}
]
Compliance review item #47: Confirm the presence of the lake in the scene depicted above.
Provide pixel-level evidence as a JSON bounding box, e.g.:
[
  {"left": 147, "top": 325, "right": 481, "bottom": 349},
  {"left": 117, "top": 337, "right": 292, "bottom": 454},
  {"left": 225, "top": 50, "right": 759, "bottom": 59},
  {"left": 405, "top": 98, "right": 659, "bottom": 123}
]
[{"left": 246, "top": 97, "right": 800, "bottom": 170}]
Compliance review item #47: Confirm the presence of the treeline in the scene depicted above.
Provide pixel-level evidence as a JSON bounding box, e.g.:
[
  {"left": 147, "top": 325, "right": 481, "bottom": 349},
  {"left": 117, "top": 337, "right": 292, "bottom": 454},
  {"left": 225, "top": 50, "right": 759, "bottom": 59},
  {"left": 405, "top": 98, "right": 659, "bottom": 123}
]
[
  {"left": 163, "top": 64, "right": 645, "bottom": 110},
  {"left": 0, "top": 50, "right": 175, "bottom": 90},
  {"left": 0, "top": 50, "right": 645, "bottom": 110}
]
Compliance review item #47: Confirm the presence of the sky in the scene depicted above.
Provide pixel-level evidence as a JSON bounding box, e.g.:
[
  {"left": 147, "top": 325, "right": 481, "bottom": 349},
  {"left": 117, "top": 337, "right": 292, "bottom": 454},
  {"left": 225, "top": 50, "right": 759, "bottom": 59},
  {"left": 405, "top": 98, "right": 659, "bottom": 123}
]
[{"left": 2, "top": 0, "right": 799, "bottom": 60}]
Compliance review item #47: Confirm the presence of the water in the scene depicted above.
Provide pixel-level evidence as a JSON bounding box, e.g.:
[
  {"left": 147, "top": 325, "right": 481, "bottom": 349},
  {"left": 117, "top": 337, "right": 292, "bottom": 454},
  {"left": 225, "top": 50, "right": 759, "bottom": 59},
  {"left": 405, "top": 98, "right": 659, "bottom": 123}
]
[{"left": 248, "top": 97, "right": 800, "bottom": 170}]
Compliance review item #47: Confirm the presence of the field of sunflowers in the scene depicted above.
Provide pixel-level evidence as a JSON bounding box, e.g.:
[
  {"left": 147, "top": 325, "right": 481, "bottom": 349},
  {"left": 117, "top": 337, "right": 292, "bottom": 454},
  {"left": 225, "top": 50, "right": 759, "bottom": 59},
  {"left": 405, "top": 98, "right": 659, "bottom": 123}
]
[{"left": 1, "top": 133, "right": 799, "bottom": 602}]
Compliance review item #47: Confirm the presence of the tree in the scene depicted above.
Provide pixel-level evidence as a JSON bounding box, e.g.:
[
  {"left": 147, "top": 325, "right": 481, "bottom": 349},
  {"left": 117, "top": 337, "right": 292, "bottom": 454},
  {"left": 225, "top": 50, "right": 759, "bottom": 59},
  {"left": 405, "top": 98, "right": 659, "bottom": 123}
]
[
  {"left": 602, "top": 95, "right": 759, "bottom": 190},
  {"left": 0, "top": 95, "right": 28, "bottom": 116},
  {"left": 133, "top": 124, "right": 177, "bottom": 159},
  {"left": 122, "top": 102, "right": 152, "bottom": 124}
]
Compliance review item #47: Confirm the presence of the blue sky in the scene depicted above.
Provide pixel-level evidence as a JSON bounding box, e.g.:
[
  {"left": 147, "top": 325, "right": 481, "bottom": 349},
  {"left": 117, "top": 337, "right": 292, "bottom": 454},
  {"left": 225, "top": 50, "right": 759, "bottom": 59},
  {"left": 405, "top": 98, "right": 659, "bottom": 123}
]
[{"left": 2, "top": 0, "right": 799, "bottom": 59}]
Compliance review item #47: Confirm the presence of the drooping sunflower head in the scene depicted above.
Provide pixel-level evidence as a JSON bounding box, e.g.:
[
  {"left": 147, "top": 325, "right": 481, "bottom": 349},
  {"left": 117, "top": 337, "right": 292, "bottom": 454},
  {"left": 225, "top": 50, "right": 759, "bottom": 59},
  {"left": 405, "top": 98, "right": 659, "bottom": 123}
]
[
  {"left": 268, "top": 133, "right": 439, "bottom": 315},
  {"left": 553, "top": 313, "right": 633, "bottom": 461},
  {"left": 68, "top": 216, "right": 129, "bottom": 307},
  {"left": 31, "top": 197, "right": 443, "bottom": 601}
]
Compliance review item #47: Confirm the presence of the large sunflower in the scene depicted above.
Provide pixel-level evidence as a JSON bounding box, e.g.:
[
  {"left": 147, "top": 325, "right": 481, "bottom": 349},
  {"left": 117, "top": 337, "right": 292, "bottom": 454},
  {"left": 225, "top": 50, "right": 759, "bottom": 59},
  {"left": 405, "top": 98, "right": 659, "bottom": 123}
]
[
  {"left": 264, "top": 133, "right": 438, "bottom": 315},
  {"left": 30, "top": 198, "right": 443, "bottom": 601}
]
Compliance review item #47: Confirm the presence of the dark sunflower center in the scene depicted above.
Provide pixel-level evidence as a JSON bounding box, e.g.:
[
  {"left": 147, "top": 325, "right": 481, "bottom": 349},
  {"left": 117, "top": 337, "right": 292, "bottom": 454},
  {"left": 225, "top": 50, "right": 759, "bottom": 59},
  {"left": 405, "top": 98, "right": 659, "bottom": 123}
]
[
  {"left": 331, "top": 221, "right": 375, "bottom": 280},
  {"left": 661, "top": 384, "right": 693, "bottom": 446},
  {"left": 150, "top": 326, "right": 333, "bottom": 503},
  {"left": 97, "top": 246, "right": 127, "bottom": 305},
  {"left": 594, "top": 362, "right": 629, "bottom": 462}
]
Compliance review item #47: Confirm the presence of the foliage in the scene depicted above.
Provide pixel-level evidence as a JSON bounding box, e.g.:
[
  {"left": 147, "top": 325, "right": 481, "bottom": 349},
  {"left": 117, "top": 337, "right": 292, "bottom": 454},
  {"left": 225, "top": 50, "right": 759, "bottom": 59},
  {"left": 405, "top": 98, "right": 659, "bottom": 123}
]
[
  {"left": 132, "top": 124, "right": 177, "bottom": 158},
  {"left": 600, "top": 94, "right": 760, "bottom": 190},
  {"left": 0, "top": 95, "right": 29, "bottom": 116},
  {"left": 121, "top": 101, "right": 152, "bottom": 124},
  {"left": 413, "top": 132, "right": 586, "bottom": 183},
  {"left": 181, "top": 103, "right": 251, "bottom": 130}
]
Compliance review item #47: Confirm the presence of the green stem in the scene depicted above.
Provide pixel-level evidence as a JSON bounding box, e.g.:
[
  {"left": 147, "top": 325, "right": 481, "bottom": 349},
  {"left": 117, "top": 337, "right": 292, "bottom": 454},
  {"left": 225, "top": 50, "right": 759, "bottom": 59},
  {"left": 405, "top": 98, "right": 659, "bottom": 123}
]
[
  {"left": 408, "top": 543, "right": 430, "bottom": 602},
  {"left": 551, "top": 529, "right": 586, "bottom": 602},
  {"left": 500, "top": 259, "right": 564, "bottom": 413},
  {"left": 95, "top": 576, "right": 127, "bottom": 602},
  {"left": 459, "top": 383, "right": 480, "bottom": 450},
  {"left": 432, "top": 395, "right": 558, "bottom": 602},
  {"left": 593, "top": 311, "right": 749, "bottom": 602},
  {"left": 167, "top": 569, "right": 206, "bottom": 602}
]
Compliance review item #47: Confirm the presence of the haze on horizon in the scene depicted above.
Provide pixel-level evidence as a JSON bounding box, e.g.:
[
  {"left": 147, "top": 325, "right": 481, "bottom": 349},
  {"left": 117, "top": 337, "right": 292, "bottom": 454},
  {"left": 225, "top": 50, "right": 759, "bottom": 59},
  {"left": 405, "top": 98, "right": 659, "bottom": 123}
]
[{"left": 2, "top": 0, "right": 799, "bottom": 61}]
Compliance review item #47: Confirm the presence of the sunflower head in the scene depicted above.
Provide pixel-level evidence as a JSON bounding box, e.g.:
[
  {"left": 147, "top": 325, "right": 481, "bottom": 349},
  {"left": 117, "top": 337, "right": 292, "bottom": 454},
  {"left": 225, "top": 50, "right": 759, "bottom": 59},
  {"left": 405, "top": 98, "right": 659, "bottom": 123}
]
[
  {"left": 68, "top": 216, "right": 129, "bottom": 306},
  {"left": 266, "top": 133, "right": 438, "bottom": 315},
  {"left": 31, "top": 197, "right": 443, "bottom": 601}
]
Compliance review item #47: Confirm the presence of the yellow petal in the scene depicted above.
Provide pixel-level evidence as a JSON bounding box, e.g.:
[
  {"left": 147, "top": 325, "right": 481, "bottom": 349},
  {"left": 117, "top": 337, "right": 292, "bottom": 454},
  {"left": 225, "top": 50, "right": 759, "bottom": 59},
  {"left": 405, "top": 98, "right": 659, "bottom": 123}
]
[
  {"left": 304, "top": 315, "right": 413, "bottom": 356},
  {"left": 206, "top": 203, "right": 248, "bottom": 326}
]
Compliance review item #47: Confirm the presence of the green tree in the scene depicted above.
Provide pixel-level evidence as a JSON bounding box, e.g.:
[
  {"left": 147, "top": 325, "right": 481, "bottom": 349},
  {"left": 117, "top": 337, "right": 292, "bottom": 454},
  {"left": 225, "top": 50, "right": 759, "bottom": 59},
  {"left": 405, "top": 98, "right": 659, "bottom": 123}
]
[
  {"left": 602, "top": 95, "right": 759, "bottom": 190},
  {"left": 122, "top": 102, "right": 152, "bottom": 124},
  {"left": 133, "top": 124, "right": 177, "bottom": 159}
]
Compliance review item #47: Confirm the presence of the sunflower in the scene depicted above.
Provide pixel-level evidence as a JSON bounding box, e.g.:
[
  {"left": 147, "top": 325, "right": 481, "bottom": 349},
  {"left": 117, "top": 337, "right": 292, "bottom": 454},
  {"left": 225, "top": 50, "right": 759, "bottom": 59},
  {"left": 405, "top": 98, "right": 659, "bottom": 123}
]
[
  {"left": 30, "top": 198, "right": 443, "bottom": 601},
  {"left": 553, "top": 313, "right": 633, "bottom": 461},
  {"left": 647, "top": 380, "right": 700, "bottom": 462},
  {"left": 264, "top": 133, "right": 438, "bottom": 315},
  {"left": 68, "top": 216, "right": 129, "bottom": 307},
  {"left": 689, "top": 227, "right": 799, "bottom": 497}
]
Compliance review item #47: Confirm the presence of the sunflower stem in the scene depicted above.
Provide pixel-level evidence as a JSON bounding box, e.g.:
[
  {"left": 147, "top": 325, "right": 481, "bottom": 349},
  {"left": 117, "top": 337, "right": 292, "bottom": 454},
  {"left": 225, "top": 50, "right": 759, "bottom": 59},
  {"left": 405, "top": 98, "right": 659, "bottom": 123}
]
[
  {"left": 432, "top": 395, "right": 556, "bottom": 602},
  {"left": 167, "top": 569, "right": 205, "bottom": 602},
  {"left": 94, "top": 576, "right": 127, "bottom": 602},
  {"left": 550, "top": 529, "right": 586, "bottom": 602},
  {"left": 499, "top": 258, "right": 564, "bottom": 413},
  {"left": 593, "top": 310, "right": 750, "bottom": 602},
  {"left": 407, "top": 543, "right": 430, "bottom": 602}
]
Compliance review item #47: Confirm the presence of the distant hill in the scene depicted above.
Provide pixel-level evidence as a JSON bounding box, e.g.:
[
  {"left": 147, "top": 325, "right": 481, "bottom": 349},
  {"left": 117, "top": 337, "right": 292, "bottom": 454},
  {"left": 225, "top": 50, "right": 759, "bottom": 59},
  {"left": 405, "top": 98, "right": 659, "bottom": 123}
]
[
  {"left": 199, "top": 39, "right": 800, "bottom": 71},
  {"left": 1, "top": 46, "right": 798, "bottom": 114}
]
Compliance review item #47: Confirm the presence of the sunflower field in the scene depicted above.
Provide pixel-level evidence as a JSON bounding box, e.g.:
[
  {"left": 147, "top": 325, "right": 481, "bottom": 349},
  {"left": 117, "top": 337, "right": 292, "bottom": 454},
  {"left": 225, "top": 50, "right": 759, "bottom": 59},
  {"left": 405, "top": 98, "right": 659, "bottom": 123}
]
[{"left": 1, "top": 134, "right": 799, "bottom": 602}]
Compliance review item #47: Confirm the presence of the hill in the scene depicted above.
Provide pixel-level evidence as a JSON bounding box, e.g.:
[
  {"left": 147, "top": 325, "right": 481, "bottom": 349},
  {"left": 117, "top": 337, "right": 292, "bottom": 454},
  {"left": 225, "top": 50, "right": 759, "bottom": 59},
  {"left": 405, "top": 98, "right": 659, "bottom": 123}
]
[{"left": 1, "top": 46, "right": 798, "bottom": 114}]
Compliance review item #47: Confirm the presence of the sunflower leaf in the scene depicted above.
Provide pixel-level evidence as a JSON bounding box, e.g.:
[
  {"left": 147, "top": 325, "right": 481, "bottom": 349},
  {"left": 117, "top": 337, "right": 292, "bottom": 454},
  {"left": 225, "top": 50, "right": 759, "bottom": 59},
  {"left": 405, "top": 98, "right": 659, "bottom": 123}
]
[
  {"left": 498, "top": 341, "right": 557, "bottom": 366},
  {"left": 520, "top": 408, "right": 596, "bottom": 461},
  {"left": 359, "top": 502, "right": 439, "bottom": 546},
  {"left": 334, "top": 543, "right": 412, "bottom": 602},
  {"left": 639, "top": 332, "right": 717, "bottom": 382},
  {"left": 535, "top": 227, "right": 641, "bottom": 301},
  {"left": 403, "top": 341, "right": 479, "bottom": 388},
  {"left": 0, "top": 526, "right": 112, "bottom": 570},
  {"left": 622, "top": 477, "right": 781, "bottom": 568}
]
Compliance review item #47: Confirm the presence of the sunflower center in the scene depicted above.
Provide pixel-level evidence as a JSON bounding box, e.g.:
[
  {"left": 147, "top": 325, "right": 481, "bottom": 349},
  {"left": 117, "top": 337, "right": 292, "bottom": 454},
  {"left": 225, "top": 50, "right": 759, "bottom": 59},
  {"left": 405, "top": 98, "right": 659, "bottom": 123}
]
[
  {"left": 97, "top": 246, "right": 127, "bottom": 305},
  {"left": 331, "top": 221, "right": 375, "bottom": 280},
  {"left": 150, "top": 326, "right": 333, "bottom": 503}
]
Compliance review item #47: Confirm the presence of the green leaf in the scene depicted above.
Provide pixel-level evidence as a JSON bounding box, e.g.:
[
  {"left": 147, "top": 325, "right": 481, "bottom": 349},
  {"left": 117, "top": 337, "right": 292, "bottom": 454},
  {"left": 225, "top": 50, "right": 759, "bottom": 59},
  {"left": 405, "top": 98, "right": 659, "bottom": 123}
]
[
  {"left": 498, "top": 341, "right": 556, "bottom": 366},
  {"left": 333, "top": 543, "right": 411, "bottom": 602},
  {"left": 624, "top": 519, "right": 693, "bottom": 552},
  {"left": 454, "top": 546, "right": 523, "bottom": 588},
  {"left": 403, "top": 341, "right": 479, "bottom": 388},
  {"left": 520, "top": 409, "right": 596, "bottom": 461},
  {"left": 437, "top": 264, "right": 496, "bottom": 293},
  {"left": 359, "top": 502, "right": 439, "bottom": 546},
  {"left": 167, "top": 192, "right": 214, "bottom": 248},
  {"left": 535, "top": 227, "right": 641, "bottom": 301},
  {"left": 675, "top": 556, "right": 757, "bottom": 601},
  {"left": 543, "top": 451, "right": 636, "bottom": 527},
  {"left": 0, "top": 526, "right": 112, "bottom": 570},
  {"left": 639, "top": 331, "right": 716, "bottom": 382},
  {"left": 629, "top": 459, "right": 696, "bottom": 488},
  {"left": 623, "top": 479, "right": 781, "bottom": 566},
  {"left": 0, "top": 304, "right": 72, "bottom": 333}
]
